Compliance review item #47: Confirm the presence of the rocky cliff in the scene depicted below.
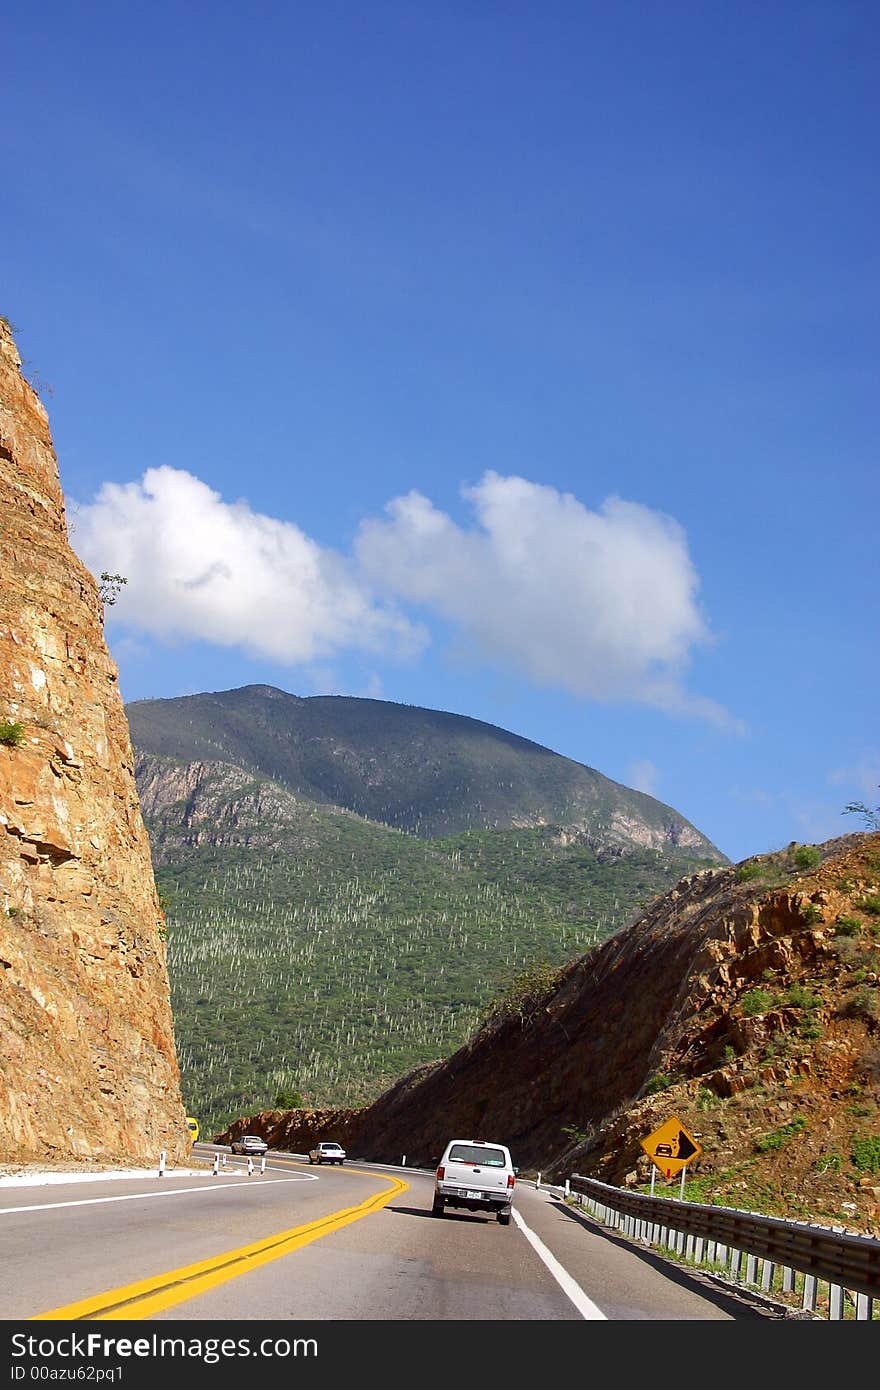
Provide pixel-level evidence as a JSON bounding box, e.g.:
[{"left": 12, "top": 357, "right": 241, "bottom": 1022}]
[
  {"left": 0, "top": 320, "right": 189, "bottom": 1164},
  {"left": 223, "top": 832, "right": 880, "bottom": 1233}
]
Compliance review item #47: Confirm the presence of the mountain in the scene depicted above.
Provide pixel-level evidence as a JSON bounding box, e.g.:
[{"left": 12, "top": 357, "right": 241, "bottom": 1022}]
[
  {"left": 126, "top": 684, "right": 725, "bottom": 854},
  {"left": 221, "top": 832, "right": 880, "bottom": 1237},
  {"left": 126, "top": 685, "right": 727, "bottom": 1133}
]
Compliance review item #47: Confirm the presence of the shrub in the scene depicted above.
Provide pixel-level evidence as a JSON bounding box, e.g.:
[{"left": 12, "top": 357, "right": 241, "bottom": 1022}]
[
  {"left": 561, "top": 1123, "right": 590, "bottom": 1145},
  {"left": 645, "top": 1073, "right": 678, "bottom": 1095},
  {"left": 792, "top": 845, "right": 821, "bottom": 870},
  {"left": 835, "top": 916, "right": 862, "bottom": 937},
  {"left": 798, "top": 1022, "right": 823, "bottom": 1040},
  {"left": 0, "top": 720, "right": 25, "bottom": 748},
  {"left": 859, "top": 895, "right": 880, "bottom": 916},
  {"left": 846, "top": 1100, "right": 874, "bottom": 1118},
  {"left": 814, "top": 1152, "right": 842, "bottom": 1174},
  {"left": 851, "top": 1135, "right": 880, "bottom": 1174},
  {"left": 274, "top": 1089, "right": 304, "bottom": 1109},
  {"left": 839, "top": 987, "right": 879, "bottom": 1023},
  {"left": 736, "top": 861, "right": 764, "bottom": 882},
  {"left": 481, "top": 960, "right": 562, "bottom": 1026},
  {"left": 784, "top": 983, "right": 821, "bottom": 1010},
  {"left": 755, "top": 1116, "right": 807, "bottom": 1153},
  {"left": 801, "top": 902, "right": 823, "bottom": 924},
  {"left": 742, "top": 988, "right": 774, "bottom": 1017}
]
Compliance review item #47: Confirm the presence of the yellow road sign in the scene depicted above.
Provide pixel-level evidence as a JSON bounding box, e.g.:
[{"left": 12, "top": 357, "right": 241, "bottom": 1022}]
[{"left": 640, "top": 1115, "right": 702, "bottom": 1179}]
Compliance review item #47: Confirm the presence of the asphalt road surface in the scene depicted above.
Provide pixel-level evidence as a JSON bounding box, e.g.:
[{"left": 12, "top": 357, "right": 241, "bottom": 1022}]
[{"left": 0, "top": 1146, "right": 804, "bottom": 1376}]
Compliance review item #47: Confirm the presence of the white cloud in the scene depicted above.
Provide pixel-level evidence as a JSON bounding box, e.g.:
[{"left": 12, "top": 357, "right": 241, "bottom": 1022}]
[
  {"left": 356, "top": 471, "right": 733, "bottom": 722},
  {"left": 71, "top": 466, "right": 426, "bottom": 666},
  {"left": 72, "top": 465, "right": 736, "bottom": 727}
]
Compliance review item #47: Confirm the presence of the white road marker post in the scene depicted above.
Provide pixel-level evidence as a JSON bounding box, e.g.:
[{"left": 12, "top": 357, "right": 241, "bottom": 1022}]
[
  {"left": 247, "top": 1157, "right": 254, "bottom": 1176},
  {"left": 260, "top": 1156, "right": 266, "bottom": 1174},
  {"left": 212, "top": 1153, "right": 219, "bottom": 1176},
  {"left": 158, "top": 1151, "right": 166, "bottom": 1177}
]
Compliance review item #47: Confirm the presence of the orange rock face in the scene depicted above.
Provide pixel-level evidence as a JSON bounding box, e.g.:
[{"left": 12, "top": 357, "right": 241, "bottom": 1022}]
[{"left": 0, "top": 321, "right": 189, "bottom": 1163}]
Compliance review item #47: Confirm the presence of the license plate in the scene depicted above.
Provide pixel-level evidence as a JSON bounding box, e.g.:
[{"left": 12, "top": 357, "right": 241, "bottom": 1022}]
[{"left": 465, "top": 1190, "right": 482, "bottom": 1199}]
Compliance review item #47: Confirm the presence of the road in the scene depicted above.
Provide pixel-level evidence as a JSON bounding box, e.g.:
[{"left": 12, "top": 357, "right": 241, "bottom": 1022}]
[{"left": 0, "top": 1145, "right": 781, "bottom": 1326}]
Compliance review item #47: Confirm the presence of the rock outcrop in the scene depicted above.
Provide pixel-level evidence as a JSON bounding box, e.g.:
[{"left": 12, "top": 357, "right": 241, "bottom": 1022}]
[{"left": 0, "top": 320, "right": 189, "bottom": 1164}]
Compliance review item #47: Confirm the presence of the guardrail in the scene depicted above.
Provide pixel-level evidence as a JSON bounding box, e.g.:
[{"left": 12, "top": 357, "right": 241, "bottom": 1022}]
[{"left": 560, "top": 1174, "right": 880, "bottom": 1321}]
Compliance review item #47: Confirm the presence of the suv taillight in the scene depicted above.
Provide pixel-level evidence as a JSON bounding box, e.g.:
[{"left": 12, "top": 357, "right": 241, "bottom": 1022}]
[
  {"left": 507, "top": 1174, "right": 516, "bottom": 1188},
  {"left": 436, "top": 1166, "right": 445, "bottom": 1180}
]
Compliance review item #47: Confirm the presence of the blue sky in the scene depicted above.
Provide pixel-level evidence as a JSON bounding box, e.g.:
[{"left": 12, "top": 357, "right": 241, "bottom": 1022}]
[{"left": 5, "top": 1, "right": 878, "bottom": 864}]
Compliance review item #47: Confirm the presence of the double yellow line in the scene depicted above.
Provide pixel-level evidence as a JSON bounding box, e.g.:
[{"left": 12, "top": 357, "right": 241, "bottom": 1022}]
[{"left": 34, "top": 1172, "right": 408, "bottom": 1320}]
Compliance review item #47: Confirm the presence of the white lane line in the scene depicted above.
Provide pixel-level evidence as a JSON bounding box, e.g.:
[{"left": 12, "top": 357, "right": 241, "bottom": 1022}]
[
  {"left": 0, "top": 1173, "right": 317, "bottom": 1216},
  {"left": 512, "top": 1206, "right": 607, "bottom": 1320}
]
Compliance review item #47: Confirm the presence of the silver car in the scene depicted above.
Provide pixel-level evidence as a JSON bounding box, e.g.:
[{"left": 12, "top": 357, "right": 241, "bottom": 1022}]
[
  {"left": 231, "top": 1135, "right": 268, "bottom": 1156},
  {"left": 308, "top": 1141, "right": 346, "bottom": 1165}
]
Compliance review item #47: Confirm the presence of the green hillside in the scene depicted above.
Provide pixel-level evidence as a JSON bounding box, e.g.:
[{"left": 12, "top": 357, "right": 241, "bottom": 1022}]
[{"left": 156, "top": 799, "right": 718, "bottom": 1135}]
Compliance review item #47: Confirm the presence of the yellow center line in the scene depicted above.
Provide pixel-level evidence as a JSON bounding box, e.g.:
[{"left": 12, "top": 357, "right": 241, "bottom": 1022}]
[{"left": 33, "top": 1171, "right": 408, "bottom": 1321}]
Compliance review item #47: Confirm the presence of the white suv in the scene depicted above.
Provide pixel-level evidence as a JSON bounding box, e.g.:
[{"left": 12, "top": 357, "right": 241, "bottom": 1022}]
[{"left": 432, "top": 1139, "right": 516, "bottom": 1225}]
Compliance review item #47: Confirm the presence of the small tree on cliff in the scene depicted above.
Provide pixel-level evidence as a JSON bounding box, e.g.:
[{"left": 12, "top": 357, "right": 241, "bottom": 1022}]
[
  {"left": 843, "top": 787, "right": 880, "bottom": 832},
  {"left": 99, "top": 572, "right": 127, "bottom": 605}
]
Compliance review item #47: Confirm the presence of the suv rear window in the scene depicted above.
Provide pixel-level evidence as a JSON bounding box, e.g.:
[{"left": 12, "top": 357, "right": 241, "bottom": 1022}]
[{"left": 447, "top": 1144, "right": 507, "bottom": 1166}]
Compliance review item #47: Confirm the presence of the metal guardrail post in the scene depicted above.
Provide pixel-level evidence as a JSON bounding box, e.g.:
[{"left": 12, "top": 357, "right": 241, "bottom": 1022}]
[
  {"left": 803, "top": 1274, "right": 817, "bottom": 1313},
  {"left": 828, "top": 1284, "right": 844, "bottom": 1321}
]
